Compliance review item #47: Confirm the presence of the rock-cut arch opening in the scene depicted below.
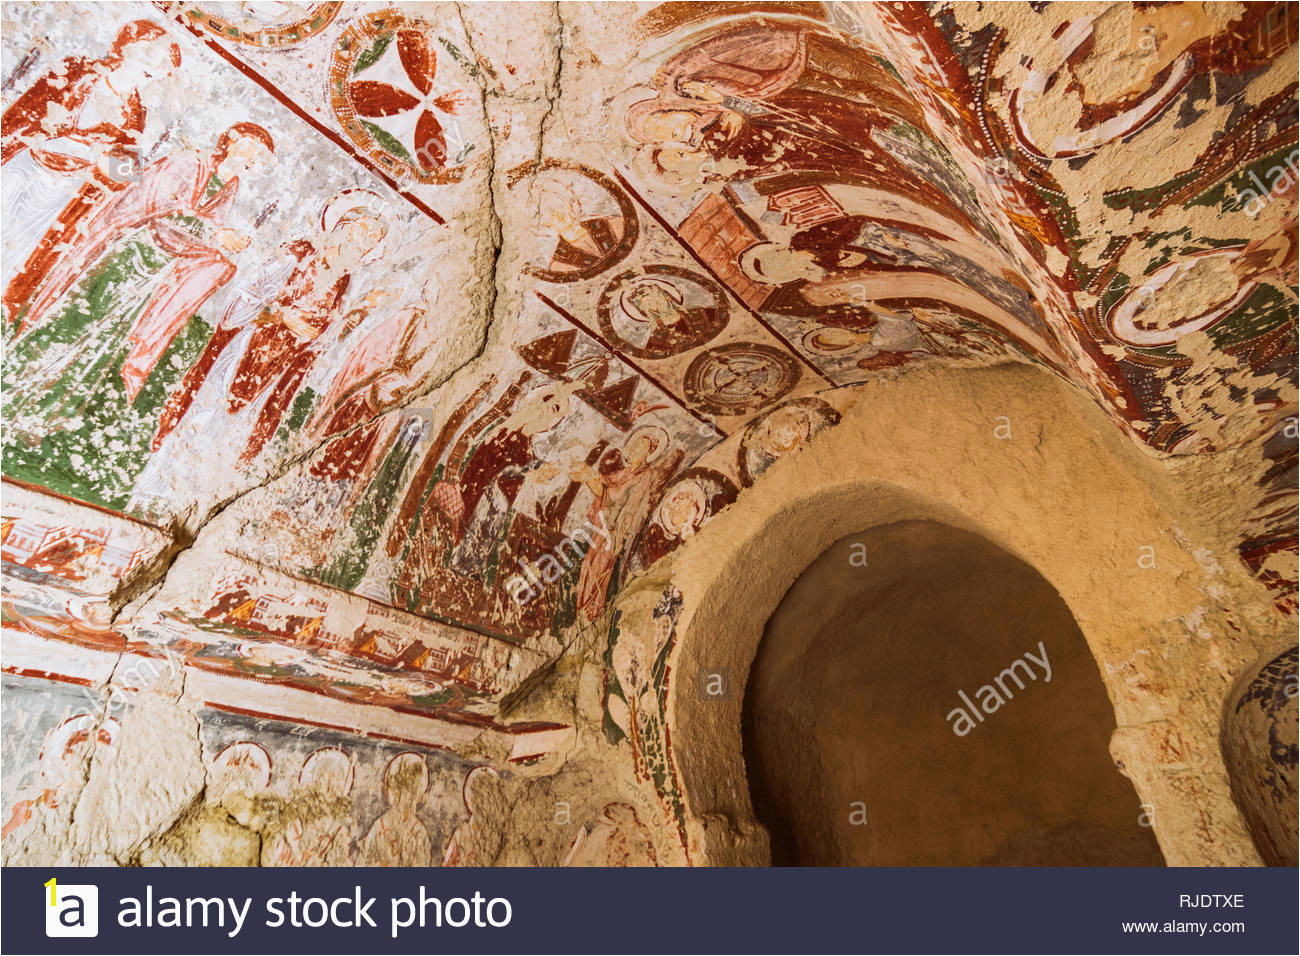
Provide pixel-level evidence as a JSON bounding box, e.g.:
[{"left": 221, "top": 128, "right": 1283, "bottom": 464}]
[{"left": 742, "top": 520, "right": 1166, "bottom": 866}]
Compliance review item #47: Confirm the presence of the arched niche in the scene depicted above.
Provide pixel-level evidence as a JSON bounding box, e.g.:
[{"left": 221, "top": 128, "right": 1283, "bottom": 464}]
[
  {"left": 642, "top": 364, "right": 1285, "bottom": 866},
  {"left": 744, "top": 520, "right": 1165, "bottom": 865}
]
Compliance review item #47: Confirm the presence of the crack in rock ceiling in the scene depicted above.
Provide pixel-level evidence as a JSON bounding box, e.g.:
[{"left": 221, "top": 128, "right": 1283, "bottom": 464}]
[{"left": 1, "top": 1, "right": 1296, "bottom": 763}]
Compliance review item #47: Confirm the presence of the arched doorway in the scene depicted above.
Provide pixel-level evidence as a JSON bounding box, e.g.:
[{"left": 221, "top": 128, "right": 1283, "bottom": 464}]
[
  {"left": 742, "top": 521, "right": 1165, "bottom": 865},
  {"left": 652, "top": 365, "right": 1279, "bottom": 866}
]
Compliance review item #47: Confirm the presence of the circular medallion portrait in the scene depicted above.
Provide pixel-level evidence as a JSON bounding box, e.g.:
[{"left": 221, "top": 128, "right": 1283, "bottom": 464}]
[
  {"left": 636, "top": 467, "right": 738, "bottom": 568},
  {"left": 738, "top": 396, "right": 840, "bottom": 486},
  {"left": 597, "top": 264, "right": 728, "bottom": 359},
  {"left": 514, "top": 160, "right": 639, "bottom": 283}
]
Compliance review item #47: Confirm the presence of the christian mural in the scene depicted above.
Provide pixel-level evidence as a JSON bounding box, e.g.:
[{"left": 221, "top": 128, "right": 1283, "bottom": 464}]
[
  {"left": 601, "top": 586, "right": 688, "bottom": 851},
  {"left": 0, "top": 1, "right": 1295, "bottom": 867},
  {"left": 1, "top": 674, "right": 115, "bottom": 858},
  {"left": 2, "top": 3, "right": 487, "bottom": 526},
  {"left": 192, "top": 708, "right": 485, "bottom": 867}
]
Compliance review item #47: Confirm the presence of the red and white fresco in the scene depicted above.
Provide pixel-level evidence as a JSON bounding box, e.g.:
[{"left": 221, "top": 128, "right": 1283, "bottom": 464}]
[{"left": 1, "top": 1, "right": 1295, "bottom": 850}]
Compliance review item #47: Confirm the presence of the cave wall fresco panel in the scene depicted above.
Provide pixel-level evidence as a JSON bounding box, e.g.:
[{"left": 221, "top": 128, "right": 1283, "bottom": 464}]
[{"left": 0, "top": 0, "right": 1295, "bottom": 865}]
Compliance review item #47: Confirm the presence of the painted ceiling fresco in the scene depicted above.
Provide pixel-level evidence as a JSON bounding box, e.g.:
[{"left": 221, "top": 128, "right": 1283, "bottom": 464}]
[{"left": 1, "top": 1, "right": 1296, "bottom": 856}]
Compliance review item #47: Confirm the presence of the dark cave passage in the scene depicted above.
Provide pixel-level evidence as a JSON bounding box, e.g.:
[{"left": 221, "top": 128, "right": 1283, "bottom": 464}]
[{"left": 742, "top": 521, "right": 1166, "bottom": 866}]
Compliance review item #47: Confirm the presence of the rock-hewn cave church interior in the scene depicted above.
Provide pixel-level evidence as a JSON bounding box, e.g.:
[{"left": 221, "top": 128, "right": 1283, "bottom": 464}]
[{"left": 0, "top": 1, "right": 1295, "bottom": 871}]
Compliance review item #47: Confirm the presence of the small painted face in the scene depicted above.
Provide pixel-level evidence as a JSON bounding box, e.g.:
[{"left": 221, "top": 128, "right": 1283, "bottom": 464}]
[
  {"left": 211, "top": 742, "right": 271, "bottom": 796},
  {"left": 328, "top": 213, "right": 385, "bottom": 262},
  {"left": 517, "top": 387, "right": 574, "bottom": 436},
  {"left": 662, "top": 486, "right": 706, "bottom": 536},
  {"left": 538, "top": 186, "right": 582, "bottom": 236},
  {"left": 625, "top": 434, "right": 655, "bottom": 467},
  {"left": 627, "top": 284, "right": 680, "bottom": 327},
  {"left": 315, "top": 768, "right": 349, "bottom": 799},
  {"left": 122, "top": 37, "right": 175, "bottom": 81},
  {"left": 383, "top": 754, "right": 428, "bottom": 809},
  {"left": 300, "top": 750, "right": 353, "bottom": 800},
  {"left": 759, "top": 407, "right": 812, "bottom": 457},
  {"left": 540, "top": 394, "right": 570, "bottom": 428},
  {"left": 221, "top": 135, "right": 272, "bottom": 177},
  {"left": 654, "top": 146, "right": 710, "bottom": 179},
  {"left": 643, "top": 109, "right": 701, "bottom": 145}
]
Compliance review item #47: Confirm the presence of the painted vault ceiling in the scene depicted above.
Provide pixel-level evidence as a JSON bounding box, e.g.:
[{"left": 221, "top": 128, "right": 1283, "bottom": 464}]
[{"left": 0, "top": 1, "right": 1296, "bottom": 863}]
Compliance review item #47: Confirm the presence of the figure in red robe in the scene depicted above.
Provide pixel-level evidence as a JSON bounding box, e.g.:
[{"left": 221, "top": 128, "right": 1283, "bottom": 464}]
[
  {"left": 11, "top": 123, "right": 275, "bottom": 402},
  {"left": 152, "top": 206, "right": 387, "bottom": 463},
  {"left": 1, "top": 20, "right": 178, "bottom": 165},
  {"left": 2, "top": 20, "right": 180, "bottom": 320},
  {"left": 627, "top": 24, "right": 971, "bottom": 226}
]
